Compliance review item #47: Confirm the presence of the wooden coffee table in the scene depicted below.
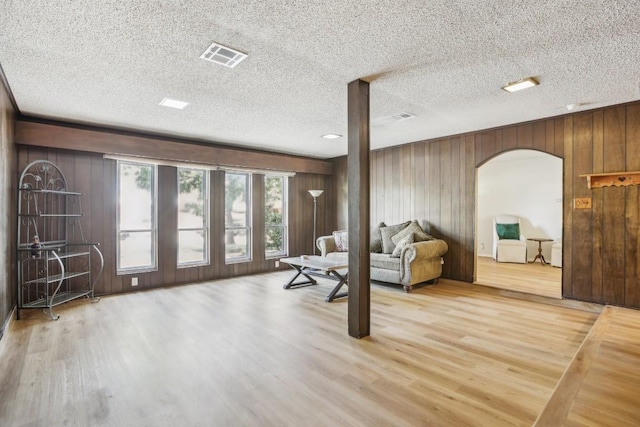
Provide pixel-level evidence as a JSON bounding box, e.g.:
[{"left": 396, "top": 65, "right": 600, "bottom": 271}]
[{"left": 280, "top": 256, "right": 348, "bottom": 302}]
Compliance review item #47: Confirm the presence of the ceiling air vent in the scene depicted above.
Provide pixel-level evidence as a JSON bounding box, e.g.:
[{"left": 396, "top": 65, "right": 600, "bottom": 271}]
[
  {"left": 391, "top": 112, "right": 416, "bottom": 121},
  {"left": 200, "top": 42, "right": 247, "bottom": 68}
]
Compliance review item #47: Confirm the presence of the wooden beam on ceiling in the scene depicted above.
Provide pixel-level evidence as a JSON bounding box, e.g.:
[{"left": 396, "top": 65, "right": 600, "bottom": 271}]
[{"left": 15, "top": 119, "right": 333, "bottom": 175}]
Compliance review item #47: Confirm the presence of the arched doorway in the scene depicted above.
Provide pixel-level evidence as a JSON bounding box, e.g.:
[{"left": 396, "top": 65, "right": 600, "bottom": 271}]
[{"left": 474, "top": 149, "right": 562, "bottom": 298}]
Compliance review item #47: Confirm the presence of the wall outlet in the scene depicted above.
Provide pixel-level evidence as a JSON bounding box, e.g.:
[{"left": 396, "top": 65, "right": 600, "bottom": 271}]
[
  {"left": 480, "top": 243, "right": 485, "bottom": 250},
  {"left": 275, "top": 260, "right": 280, "bottom": 268},
  {"left": 131, "top": 277, "right": 138, "bottom": 286}
]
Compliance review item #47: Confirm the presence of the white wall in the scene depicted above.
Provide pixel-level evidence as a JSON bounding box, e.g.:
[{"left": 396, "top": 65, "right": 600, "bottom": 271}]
[{"left": 477, "top": 150, "right": 562, "bottom": 261}]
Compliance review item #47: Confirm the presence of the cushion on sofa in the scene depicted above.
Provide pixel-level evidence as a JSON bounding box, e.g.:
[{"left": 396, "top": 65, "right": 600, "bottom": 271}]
[
  {"left": 327, "top": 249, "right": 401, "bottom": 270},
  {"left": 370, "top": 252, "right": 401, "bottom": 270},
  {"left": 391, "top": 233, "right": 415, "bottom": 257},
  {"left": 391, "top": 220, "right": 433, "bottom": 245},
  {"left": 332, "top": 230, "right": 349, "bottom": 251},
  {"left": 370, "top": 222, "right": 386, "bottom": 253},
  {"left": 380, "top": 221, "right": 412, "bottom": 254}
]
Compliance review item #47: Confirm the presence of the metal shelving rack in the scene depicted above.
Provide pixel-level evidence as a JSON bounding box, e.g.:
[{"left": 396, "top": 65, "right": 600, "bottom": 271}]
[{"left": 17, "top": 160, "right": 104, "bottom": 320}]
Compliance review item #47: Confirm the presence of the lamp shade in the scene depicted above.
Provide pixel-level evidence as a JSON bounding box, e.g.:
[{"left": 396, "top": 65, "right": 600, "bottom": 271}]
[{"left": 308, "top": 190, "right": 324, "bottom": 197}]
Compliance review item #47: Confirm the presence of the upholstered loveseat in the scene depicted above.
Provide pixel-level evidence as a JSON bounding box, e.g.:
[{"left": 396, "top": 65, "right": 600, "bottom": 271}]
[{"left": 316, "top": 220, "right": 448, "bottom": 292}]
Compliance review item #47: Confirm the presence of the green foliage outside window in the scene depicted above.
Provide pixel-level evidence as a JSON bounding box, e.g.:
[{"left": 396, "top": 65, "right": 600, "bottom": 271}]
[
  {"left": 265, "top": 176, "right": 285, "bottom": 252},
  {"left": 225, "top": 174, "right": 247, "bottom": 247},
  {"left": 134, "top": 165, "right": 151, "bottom": 190},
  {"left": 129, "top": 165, "right": 285, "bottom": 256},
  {"left": 179, "top": 169, "right": 205, "bottom": 217}
]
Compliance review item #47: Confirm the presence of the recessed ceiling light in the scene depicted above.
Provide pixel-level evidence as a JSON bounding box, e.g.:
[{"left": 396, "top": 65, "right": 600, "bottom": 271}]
[
  {"left": 566, "top": 103, "right": 586, "bottom": 111},
  {"left": 321, "top": 134, "right": 343, "bottom": 139},
  {"left": 200, "top": 42, "right": 248, "bottom": 68},
  {"left": 391, "top": 112, "right": 416, "bottom": 121},
  {"left": 159, "top": 98, "right": 189, "bottom": 109},
  {"left": 502, "top": 77, "right": 539, "bottom": 93}
]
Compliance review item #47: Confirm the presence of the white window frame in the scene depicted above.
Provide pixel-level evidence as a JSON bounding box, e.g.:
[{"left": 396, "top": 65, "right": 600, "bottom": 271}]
[
  {"left": 177, "top": 167, "right": 210, "bottom": 268},
  {"left": 116, "top": 160, "right": 158, "bottom": 274}
]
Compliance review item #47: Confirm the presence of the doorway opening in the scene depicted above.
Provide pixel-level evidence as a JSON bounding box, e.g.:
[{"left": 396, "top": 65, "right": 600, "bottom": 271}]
[{"left": 474, "top": 149, "right": 562, "bottom": 298}]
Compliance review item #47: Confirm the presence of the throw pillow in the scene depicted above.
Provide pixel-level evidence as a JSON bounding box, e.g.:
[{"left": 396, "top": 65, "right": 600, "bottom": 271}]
[
  {"left": 380, "top": 220, "right": 411, "bottom": 254},
  {"left": 332, "top": 230, "right": 349, "bottom": 251},
  {"left": 391, "top": 233, "right": 415, "bottom": 258},
  {"left": 370, "top": 222, "right": 386, "bottom": 253},
  {"left": 391, "top": 220, "right": 434, "bottom": 245},
  {"left": 496, "top": 223, "right": 520, "bottom": 240}
]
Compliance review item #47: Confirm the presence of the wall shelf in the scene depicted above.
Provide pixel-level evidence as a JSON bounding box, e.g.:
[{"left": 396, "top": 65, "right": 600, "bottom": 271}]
[{"left": 579, "top": 171, "right": 640, "bottom": 189}]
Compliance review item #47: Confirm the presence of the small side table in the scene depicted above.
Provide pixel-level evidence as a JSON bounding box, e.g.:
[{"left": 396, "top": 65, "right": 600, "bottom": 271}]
[{"left": 527, "top": 238, "right": 553, "bottom": 265}]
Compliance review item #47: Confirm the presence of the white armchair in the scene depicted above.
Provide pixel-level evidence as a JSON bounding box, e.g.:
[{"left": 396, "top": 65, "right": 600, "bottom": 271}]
[{"left": 493, "top": 215, "right": 527, "bottom": 263}]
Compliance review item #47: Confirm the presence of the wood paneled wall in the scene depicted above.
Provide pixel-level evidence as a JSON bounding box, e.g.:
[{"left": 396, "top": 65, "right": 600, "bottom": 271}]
[
  {"left": 332, "top": 101, "right": 640, "bottom": 309},
  {"left": 0, "top": 72, "right": 17, "bottom": 331},
  {"left": 563, "top": 105, "right": 640, "bottom": 307},
  {"left": 335, "top": 136, "right": 476, "bottom": 282},
  {"left": 16, "top": 143, "right": 335, "bottom": 297}
]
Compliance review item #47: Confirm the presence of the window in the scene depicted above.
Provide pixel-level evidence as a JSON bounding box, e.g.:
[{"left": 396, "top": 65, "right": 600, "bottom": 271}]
[
  {"left": 117, "top": 161, "right": 157, "bottom": 273},
  {"left": 265, "top": 175, "right": 288, "bottom": 258},
  {"left": 225, "top": 172, "right": 251, "bottom": 262},
  {"left": 177, "top": 168, "right": 209, "bottom": 267}
]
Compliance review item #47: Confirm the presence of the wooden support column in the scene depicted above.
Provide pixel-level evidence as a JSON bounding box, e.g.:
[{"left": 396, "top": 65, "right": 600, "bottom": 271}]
[{"left": 347, "top": 79, "right": 370, "bottom": 338}]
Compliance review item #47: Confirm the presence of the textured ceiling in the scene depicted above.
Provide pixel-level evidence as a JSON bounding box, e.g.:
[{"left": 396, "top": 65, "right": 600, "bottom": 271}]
[{"left": 1, "top": 1, "right": 639, "bottom": 159}]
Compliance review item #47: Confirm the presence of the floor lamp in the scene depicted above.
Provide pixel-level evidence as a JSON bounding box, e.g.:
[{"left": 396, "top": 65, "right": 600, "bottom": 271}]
[{"left": 308, "top": 190, "right": 324, "bottom": 254}]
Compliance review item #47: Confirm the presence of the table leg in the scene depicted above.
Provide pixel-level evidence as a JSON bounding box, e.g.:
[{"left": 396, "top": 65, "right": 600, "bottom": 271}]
[
  {"left": 529, "top": 241, "right": 549, "bottom": 265},
  {"left": 283, "top": 265, "right": 317, "bottom": 289},
  {"left": 325, "top": 271, "right": 348, "bottom": 302}
]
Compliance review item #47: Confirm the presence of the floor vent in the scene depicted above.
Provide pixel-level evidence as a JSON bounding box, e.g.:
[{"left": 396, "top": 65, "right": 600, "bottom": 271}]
[{"left": 200, "top": 42, "right": 247, "bottom": 68}]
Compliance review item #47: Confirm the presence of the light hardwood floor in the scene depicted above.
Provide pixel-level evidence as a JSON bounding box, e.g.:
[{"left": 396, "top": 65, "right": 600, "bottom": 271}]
[
  {"left": 557, "top": 305, "right": 640, "bottom": 426},
  {"left": 0, "top": 272, "right": 637, "bottom": 426},
  {"left": 475, "top": 256, "right": 562, "bottom": 299}
]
